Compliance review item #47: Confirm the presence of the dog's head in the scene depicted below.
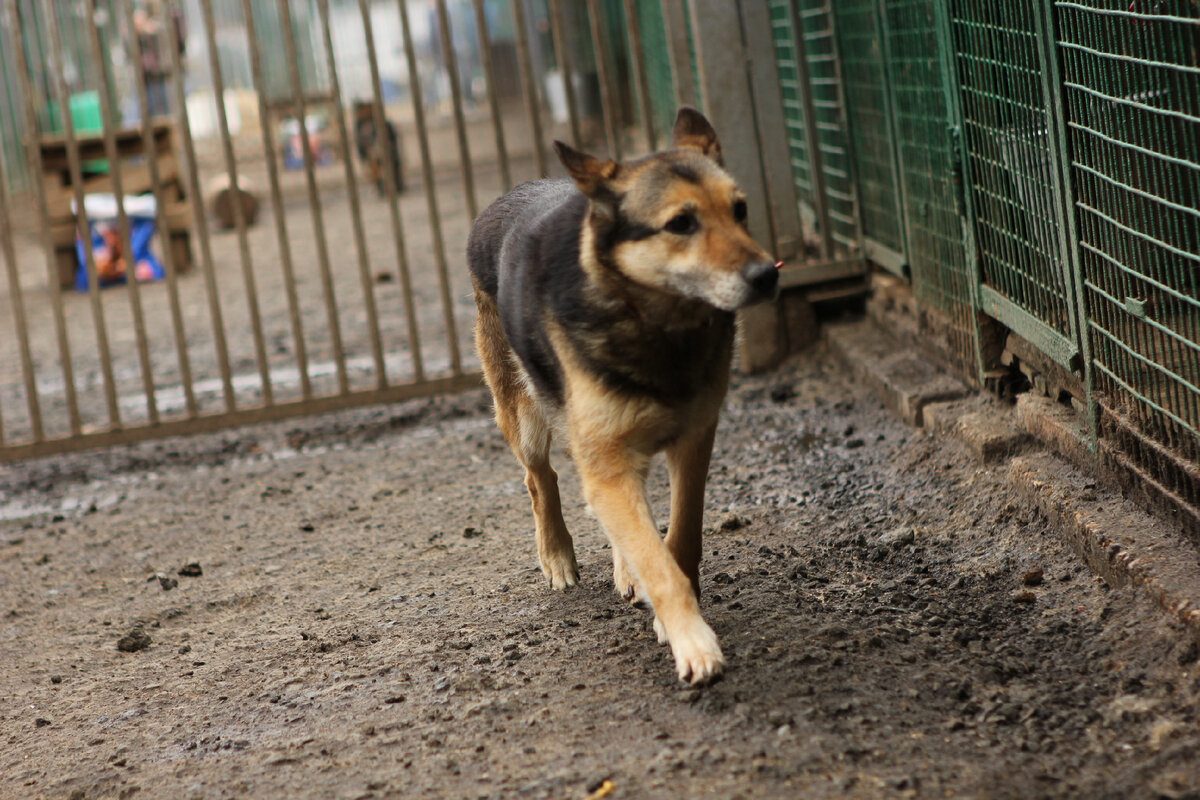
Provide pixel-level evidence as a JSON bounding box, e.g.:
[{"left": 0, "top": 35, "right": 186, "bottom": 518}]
[{"left": 554, "top": 107, "right": 778, "bottom": 311}]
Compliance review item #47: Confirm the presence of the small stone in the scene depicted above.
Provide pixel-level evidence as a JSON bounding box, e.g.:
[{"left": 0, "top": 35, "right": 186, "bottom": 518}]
[
  {"left": 1012, "top": 589, "right": 1037, "bottom": 604},
  {"left": 299, "top": 523, "right": 315, "bottom": 532},
  {"left": 845, "top": 438, "right": 866, "bottom": 449},
  {"left": 462, "top": 526, "right": 483, "bottom": 539},
  {"left": 178, "top": 645, "right": 192, "bottom": 655},
  {"left": 117, "top": 628, "right": 152, "bottom": 652},
  {"left": 880, "top": 527, "right": 916, "bottom": 548},
  {"left": 718, "top": 514, "right": 749, "bottom": 532},
  {"left": 50, "top": 675, "right": 63, "bottom": 684},
  {"left": 35, "top": 717, "right": 51, "bottom": 727},
  {"left": 177, "top": 563, "right": 203, "bottom": 577},
  {"left": 1021, "top": 567, "right": 1044, "bottom": 587},
  {"left": 769, "top": 384, "right": 795, "bottom": 403},
  {"left": 158, "top": 575, "right": 178, "bottom": 591},
  {"left": 374, "top": 271, "right": 395, "bottom": 284}
]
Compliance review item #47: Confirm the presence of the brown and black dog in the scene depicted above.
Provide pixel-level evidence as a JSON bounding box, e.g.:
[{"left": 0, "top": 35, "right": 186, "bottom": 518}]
[{"left": 467, "top": 108, "right": 778, "bottom": 684}]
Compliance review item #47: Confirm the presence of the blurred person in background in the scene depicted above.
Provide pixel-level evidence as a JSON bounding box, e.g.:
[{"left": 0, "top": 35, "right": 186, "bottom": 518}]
[{"left": 133, "top": 0, "right": 186, "bottom": 118}]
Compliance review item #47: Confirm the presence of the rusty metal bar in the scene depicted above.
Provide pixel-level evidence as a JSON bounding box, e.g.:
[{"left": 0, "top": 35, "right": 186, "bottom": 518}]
[
  {"left": 277, "top": 0, "right": 350, "bottom": 395},
  {"left": 118, "top": 0, "right": 197, "bottom": 418},
  {"left": 660, "top": 0, "right": 697, "bottom": 109},
  {"left": 548, "top": 0, "right": 583, "bottom": 149},
  {"left": 471, "top": 0, "right": 512, "bottom": 192},
  {"left": 511, "top": 0, "right": 547, "bottom": 176},
  {"left": 40, "top": 0, "right": 122, "bottom": 430},
  {"left": 314, "top": 0, "right": 387, "bottom": 389},
  {"left": 85, "top": 0, "right": 159, "bottom": 424},
  {"left": 0, "top": 373, "right": 484, "bottom": 465},
  {"left": 358, "top": 0, "right": 425, "bottom": 382},
  {"left": 397, "top": 0, "right": 463, "bottom": 374},
  {"left": 199, "top": 0, "right": 274, "bottom": 405},
  {"left": 239, "top": 0, "right": 311, "bottom": 400},
  {"left": 165, "top": 0, "right": 235, "bottom": 412},
  {"left": 6, "top": 0, "right": 77, "bottom": 435},
  {"left": 0, "top": 152, "right": 41, "bottom": 442},
  {"left": 0, "top": 63, "right": 43, "bottom": 440},
  {"left": 435, "top": 0, "right": 479, "bottom": 222},
  {"left": 585, "top": 0, "right": 622, "bottom": 160},
  {"left": 622, "top": 0, "right": 658, "bottom": 152}
]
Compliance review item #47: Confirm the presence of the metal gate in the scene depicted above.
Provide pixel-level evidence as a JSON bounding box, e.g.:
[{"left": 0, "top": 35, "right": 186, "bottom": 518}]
[
  {"left": 0, "top": 0, "right": 675, "bottom": 462},
  {"left": 1, "top": 0, "right": 821, "bottom": 464},
  {"left": 944, "top": 0, "right": 1083, "bottom": 369}
]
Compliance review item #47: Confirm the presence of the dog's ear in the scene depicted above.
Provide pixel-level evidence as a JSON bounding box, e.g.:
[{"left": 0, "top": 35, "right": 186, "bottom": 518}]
[
  {"left": 672, "top": 106, "right": 722, "bottom": 165},
  {"left": 554, "top": 141, "right": 618, "bottom": 201}
]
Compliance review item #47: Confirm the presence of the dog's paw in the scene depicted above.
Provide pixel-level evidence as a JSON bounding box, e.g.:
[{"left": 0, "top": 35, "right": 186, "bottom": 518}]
[
  {"left": 540, "top": 549, "right": 580, "bottom": 590},
  {"left": 664, "top": 617, "right": 724, "bottom": 685},
  {"left": 653, "top": 615, "right": 668, "bottom": 643},
  {"left": 613, "top": 557, "right": 650, "bottom": 609}
]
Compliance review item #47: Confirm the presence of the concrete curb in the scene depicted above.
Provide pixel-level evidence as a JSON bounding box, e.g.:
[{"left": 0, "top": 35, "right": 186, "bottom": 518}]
[{"left": 824, "top": 318, "right": 1200, "bottom": 643}]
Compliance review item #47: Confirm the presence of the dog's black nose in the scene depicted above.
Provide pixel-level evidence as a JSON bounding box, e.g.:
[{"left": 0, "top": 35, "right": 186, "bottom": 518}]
[{"left": 741, "top": 261, "right": 780, "bottom": 298}]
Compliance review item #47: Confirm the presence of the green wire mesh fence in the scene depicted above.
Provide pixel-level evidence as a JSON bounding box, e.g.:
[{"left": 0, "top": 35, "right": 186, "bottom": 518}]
[
  {"left": 835, "top": 0, "right": 907, "bottom": 271},
  {"left": 768, "top": 0, "right": 1198, "bottom": 530},
  {"left": 882, "top": 0, "right": 979, "bottom": 379},
  {"left": 948, "top": 0, "right": 1078, "bottom": 346},
  {"left": 769, "top": 0, "right": 819, "bottom": 252},
  {"left": 1056, "top": 0, "right": 1200, "bottom": 531},
  {"left": 799, "top": 0, "right": 861, "bottom": 258}
]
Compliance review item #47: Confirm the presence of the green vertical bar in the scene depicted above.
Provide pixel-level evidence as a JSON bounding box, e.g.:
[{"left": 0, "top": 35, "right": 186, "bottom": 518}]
[
  {"left": 874, "top": 0, "right": 910, "bottom": 274},
  {"left": 1036, "top": 0, "right": 1096, "bottom": 446},
  {"left": 932, "top": 0, "right": 986, "bottom": 385}
]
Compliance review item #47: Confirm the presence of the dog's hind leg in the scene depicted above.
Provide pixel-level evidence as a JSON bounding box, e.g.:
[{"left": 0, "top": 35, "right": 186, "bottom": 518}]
[
  {"left": 474, "top": 291, "right": 578, "bottom": 590},
  {"left": 515, "top": 402, "right": 578, "bottom": 589}
]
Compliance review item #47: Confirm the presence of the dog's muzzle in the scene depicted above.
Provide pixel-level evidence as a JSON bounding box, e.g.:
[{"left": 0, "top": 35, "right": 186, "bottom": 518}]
[{"left": 741, "top": 260, "right": 781, "bottom": 303}]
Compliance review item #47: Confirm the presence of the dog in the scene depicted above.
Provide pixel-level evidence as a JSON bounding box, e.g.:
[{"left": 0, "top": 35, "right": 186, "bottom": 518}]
[
  {"left": 353, "top": 102, "right": 403, "bottom": 196},
  {"left": 466, "top": 107, "right": 779, "bottom": 684}
]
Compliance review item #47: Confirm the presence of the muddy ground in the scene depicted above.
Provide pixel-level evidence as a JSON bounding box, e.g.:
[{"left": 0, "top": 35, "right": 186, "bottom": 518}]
[{"left": 2, "top": 342, "right": 1199, "bottom": 799}]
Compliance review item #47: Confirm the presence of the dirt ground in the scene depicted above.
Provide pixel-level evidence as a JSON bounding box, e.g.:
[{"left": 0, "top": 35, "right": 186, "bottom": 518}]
[{"left": 2, "top": 341, "right": 1199, "bottom": 799}]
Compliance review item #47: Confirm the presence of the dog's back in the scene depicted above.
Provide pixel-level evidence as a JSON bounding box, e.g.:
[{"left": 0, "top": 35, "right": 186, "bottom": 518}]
[{"left": 467, "top": 179, "right": 586, "bottom": 402}]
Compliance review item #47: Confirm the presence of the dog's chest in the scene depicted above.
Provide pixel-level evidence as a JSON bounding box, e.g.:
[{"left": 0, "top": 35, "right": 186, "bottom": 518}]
[{"left": 579, "top": 312, "right": 734, "bottom": 406}]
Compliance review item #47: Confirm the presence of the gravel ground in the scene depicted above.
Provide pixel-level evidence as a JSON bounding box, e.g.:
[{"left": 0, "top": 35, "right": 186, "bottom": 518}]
[{"left": 2, "top": 343, "right": 1199, "bottom": 800}]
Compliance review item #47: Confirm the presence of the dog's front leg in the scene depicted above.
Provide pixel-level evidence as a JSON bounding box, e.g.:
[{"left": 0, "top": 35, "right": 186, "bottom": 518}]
[
  {"left": 665, "top": 422, "right": 717, "bottom": 600},
  {"left": 575, "top": 442, "right": 724, "bottom": 684}
]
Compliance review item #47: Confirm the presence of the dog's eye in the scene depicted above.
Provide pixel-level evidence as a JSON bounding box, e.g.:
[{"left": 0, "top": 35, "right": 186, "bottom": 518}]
[
  {"left": 664, "top": 212, "right": 697, "bottom": 235},
  {"left": 733, "top": 199, "right": 748, "bottom": 223}
]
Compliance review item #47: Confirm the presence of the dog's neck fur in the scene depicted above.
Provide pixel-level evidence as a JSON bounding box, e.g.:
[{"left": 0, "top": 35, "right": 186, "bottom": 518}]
[{"left": 564, "top": 219, "right": 735, "bottom": 407}]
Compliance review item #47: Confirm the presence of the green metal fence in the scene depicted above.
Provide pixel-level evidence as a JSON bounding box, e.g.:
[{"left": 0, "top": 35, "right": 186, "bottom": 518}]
[
  {"left": 882, "top": 0, "right": 979, "bottom": 379},
  {"left": 770, "top": 0, "right": 1200, "bottom": 533},
  {"left": 769, "top": 0, "right": 818, "bottom": 251},
  {"left": 947, "top": 0, "right": 1083, "bottom": 367},
  {"left": 771, "top": 0, "right": 861, "bottom": 261},
  {"left": 1055, "top": 0, "right": 1200, "bottom": 528},
  {"left": 834, "top": 0, "right": 906, "bottom": 273}
]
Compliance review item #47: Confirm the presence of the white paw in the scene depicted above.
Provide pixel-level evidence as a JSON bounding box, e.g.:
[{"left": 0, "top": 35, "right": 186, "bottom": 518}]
[
  {"left": 664, "top": 617, "right": 724, "bottom": 685},
  {"left": 653, "top": 615, "right": 668, "bottom": 643},
  {"left": 540, "top": 548, "right": 579, "bottom": 590},
  {"left": 614, "top": 562, "right": 649, "bottom": 609}
]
